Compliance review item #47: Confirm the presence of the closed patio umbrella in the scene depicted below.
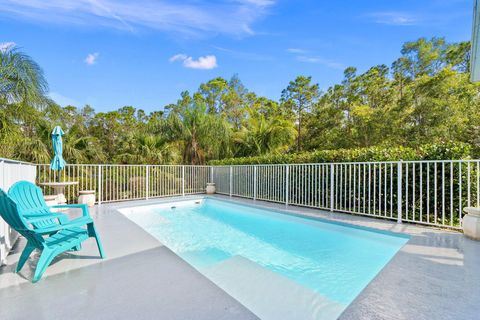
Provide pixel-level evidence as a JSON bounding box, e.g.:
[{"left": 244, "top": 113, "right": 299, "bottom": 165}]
[{"left": 50, "top": 126, "right": 66, "bottom": 182}]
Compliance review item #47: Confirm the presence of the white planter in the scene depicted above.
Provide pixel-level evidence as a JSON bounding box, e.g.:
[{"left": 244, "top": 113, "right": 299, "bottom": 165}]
[
  {"left": 463, "top": 207, "right": 480, "bottom": 240},
  {"left": 206, "top": 183, "right": 216, "bottom": 194},
  {"left": 44, "top": 195, "right": 58, "bottom": 206},
  {"left": 78, "top": 190, "right": 96, "bottom": 207},
  {"left": 44, "top": 195, "right": 60, "bottom": 212}
]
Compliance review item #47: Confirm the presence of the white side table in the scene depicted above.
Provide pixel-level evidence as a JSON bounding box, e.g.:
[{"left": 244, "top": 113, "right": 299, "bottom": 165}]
[{"left": 39, "top": 181, "right": 79, "bottom": 204}]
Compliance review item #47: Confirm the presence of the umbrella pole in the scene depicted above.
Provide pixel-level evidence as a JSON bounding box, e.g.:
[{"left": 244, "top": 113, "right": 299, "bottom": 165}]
[{"left": 57, "top": 170, "right": 61, "bottom": 183}]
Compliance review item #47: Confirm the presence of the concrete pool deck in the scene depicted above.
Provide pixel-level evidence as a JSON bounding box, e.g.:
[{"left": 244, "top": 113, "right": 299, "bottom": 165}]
[
  {"left": 0, "top": 198, "right": 258, "bottom": 320},
  {"left": 1, "top": 195, "right": 479, "bottom": 319}
]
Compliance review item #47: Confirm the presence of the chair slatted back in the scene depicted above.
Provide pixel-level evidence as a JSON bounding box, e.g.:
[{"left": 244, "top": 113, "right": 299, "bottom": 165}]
[{"left": 9, "top": 181, "right": 58, "bottom": 228}]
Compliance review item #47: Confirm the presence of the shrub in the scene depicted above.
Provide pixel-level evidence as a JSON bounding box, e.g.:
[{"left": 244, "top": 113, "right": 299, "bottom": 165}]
[{"left": 208, "top": 142, "right": 473, "bottom": 165}]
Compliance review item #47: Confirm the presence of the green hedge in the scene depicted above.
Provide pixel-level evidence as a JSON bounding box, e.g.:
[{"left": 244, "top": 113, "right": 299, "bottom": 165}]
[{"left": 208, "top": 142, "right": 473, "bottom": 165}]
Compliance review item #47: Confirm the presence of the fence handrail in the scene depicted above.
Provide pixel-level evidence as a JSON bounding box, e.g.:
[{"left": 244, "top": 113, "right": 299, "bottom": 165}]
[
  {"left": 37, "top": 163, "right": 211, "bottom": 168},
  {"left": 209, "top": 159, "right": 480, "bottom": 167}
]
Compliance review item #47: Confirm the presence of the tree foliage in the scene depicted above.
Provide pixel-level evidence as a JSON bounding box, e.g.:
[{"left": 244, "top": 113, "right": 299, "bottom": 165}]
[{"left": 0, "top": 37, "right": 479, "bottom": 165}]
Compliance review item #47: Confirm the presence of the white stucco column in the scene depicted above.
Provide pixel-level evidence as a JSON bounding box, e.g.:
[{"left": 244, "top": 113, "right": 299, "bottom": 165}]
[{"left": 471, "top": 0, "right": 480, "bottom": 81}]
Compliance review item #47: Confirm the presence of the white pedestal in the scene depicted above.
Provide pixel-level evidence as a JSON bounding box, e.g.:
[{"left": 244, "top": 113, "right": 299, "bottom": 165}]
[
  {"left": 44, "top": 195, "right": 58, "bottom": 206},
  {"left": 463, "top": 207, "right": 480, "bottom": 240}
]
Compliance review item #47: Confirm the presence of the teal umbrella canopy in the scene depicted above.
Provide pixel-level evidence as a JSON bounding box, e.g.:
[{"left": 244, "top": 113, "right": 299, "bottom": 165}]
[{"left": 50, "top": 126, "right": 66, "bottom": 171}]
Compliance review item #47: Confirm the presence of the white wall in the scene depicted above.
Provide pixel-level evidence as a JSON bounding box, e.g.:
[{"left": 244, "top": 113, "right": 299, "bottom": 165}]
[{"left": 0, "top": 158, "right": 37, "bottom": 265}]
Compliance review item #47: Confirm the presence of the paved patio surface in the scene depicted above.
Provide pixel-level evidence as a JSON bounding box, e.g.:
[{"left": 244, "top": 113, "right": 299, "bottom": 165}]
[
  {"left": 1, "top": 195, "right": 479, "bottom": 320},
  {"left": 0, "top": 200, "right": 258, "bottom": 320}
]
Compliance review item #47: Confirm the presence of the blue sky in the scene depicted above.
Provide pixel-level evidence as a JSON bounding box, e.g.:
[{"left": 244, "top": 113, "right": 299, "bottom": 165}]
[{"left": 0, "top": 0, "right": 473, "bottom": 112}]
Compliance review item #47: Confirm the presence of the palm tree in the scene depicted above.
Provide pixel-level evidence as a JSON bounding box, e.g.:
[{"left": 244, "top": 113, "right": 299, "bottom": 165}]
[
  {"left": 13, "top": 119, "right": 51, "bottom": 163},
  {"left": 164, "top": 102, "right": 230, "bottom": 165},
  {"left": 233, "top": 108, "right": 297, "bottom": 157},
  {"left": 115, "top": 134, "right": 180, "bottom": 164},
  {"left": 0, "top": 46, "right": 48, "bottom": 106},
  {"left": 0, "top": 47, "right": 49, "bottom": 160},
  {"left": 0, "top": 104, "right": 23, "bottom": 158},
  {"left": 15, "top": 137, "right": 51, "bottom": 163}
]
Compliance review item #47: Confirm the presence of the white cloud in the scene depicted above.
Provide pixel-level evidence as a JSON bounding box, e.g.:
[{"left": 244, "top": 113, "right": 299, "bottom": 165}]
[
  {"left": 84, "top": 52, "right": 99, "bottom": 65},
  {"left": 0, "top": 42, "right": 16, "bottom": 52},
  {"left": 286, "top": 48, "right": 306, "bottom": 54},
  {"left": 170, "top": 54, "right": 217, "bottom": 70},
  {"left": 369, "top": 12, "right": 417, "bottom": 26},
  {"left": 296, "top": 55, "right": 344, "bottom": 70},
  {"left": 183, "top": 55, "right": 217, "bottom": 69},
  {"left": 213, "top": 45, "right": 272, "bottom": 61},
  {"left": 286, "top": 47, "right": 343, "bottom": 70},
  {"left": 0, "top": 0, "right": 276, "bottom": 37},
  {"left": 242, "top": 0, "right": 275, "bottom": 5},
  {"left": 169, "top": 54, "right": 188, "bottom": 62},
  {"left": 296, "top": 56, "right": 320, "bottom": 63}
]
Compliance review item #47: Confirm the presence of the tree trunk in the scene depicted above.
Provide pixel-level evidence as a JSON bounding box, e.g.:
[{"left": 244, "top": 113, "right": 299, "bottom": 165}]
[{"left": 297, "top": 114, "right": 302, "bottom": 152}]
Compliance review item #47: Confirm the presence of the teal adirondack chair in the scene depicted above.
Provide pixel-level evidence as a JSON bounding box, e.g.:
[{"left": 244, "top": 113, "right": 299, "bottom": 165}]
[
  {"left": 0, "top": 182, "right": 105, "bottom": 283},
  {"left": 9, "top": 181, "right": 85, "bottom": 230},
  {"left": 8, "top": 181, "right": 70, "bottom": 230}
]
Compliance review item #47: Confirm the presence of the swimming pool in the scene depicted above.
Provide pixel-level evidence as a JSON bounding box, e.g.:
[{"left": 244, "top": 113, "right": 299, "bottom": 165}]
[{"left": 120, "top": 198, "right": 409, "bottom": 320}]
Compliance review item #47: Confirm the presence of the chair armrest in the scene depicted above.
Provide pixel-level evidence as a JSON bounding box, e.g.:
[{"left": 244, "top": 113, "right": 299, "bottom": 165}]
[
  {"left": 24, "top": 213, "right": 68, "bottom": 224},
  {"left": 50, "top": 203, "right": 91, "bottom": 218},
  {"left": 23, "top": 208, "right": 70, "bottom": 224},
  {"left": 33, "top": 216, "right": 93, "bottom": 234}
]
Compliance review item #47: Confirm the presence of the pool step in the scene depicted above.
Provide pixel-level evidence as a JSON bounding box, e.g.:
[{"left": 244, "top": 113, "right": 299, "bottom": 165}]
[
  {"left": 181, "top": 248, "right": 231, "bottom": 269},
  {"left": 202, "top": 256, "right": 346, "bottom": 320}
]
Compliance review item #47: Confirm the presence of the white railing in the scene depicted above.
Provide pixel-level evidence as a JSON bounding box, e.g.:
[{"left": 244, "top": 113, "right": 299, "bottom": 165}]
[
  {"left": 212, "top": 160, "right": 480, "bottom": 229},
  {"left": 36, "top": 164, "right": 210, "bottom": 204},
  {"left": 0, "top": 158, "right": 37, "bottom": 265},
  {"left": 0, "top": 158, "right": 471, "bottom": 272},
  {"left": 32, "top": 160, "right": 480, "bottom": 229}
]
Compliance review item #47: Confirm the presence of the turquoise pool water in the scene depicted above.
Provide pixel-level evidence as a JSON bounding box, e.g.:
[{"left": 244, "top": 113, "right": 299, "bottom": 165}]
[{"left": 121, "top": 198, "right": 409, "bottom": 320}]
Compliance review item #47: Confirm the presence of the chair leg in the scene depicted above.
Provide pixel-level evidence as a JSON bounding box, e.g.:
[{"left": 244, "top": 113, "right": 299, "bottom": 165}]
[
  {"left": 72, "top": 244, "right": 82, "bottom": 251},
  {"left": 32, "top": 250, "right": 55, "bottom": 283},
  {"left": 87, "top": 223, "right": 105, "bottom": 258},
  {"left": 16, "top": 244, "right": 35, "bottom": 273}
]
